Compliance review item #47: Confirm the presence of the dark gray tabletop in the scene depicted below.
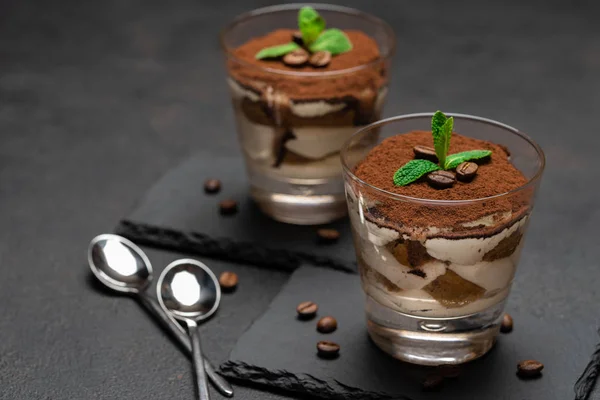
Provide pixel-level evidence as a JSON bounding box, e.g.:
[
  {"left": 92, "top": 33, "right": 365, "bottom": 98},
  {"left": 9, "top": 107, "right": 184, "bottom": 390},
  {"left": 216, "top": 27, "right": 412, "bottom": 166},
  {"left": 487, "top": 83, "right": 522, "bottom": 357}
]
[{"left": 1, "top": 0, "right": 599, "bottom": 399}]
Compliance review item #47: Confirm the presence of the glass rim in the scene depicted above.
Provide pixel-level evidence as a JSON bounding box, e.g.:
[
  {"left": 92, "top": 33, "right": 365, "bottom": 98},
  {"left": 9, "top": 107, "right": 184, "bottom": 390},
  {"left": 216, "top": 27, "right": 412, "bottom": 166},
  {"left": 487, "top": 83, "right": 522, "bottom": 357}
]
[
  {"left": 219, "top": 3, "right": 396, "bottom": 77},
  {"left": 341, "top": 112, "right": 546, "bottom": 205}
]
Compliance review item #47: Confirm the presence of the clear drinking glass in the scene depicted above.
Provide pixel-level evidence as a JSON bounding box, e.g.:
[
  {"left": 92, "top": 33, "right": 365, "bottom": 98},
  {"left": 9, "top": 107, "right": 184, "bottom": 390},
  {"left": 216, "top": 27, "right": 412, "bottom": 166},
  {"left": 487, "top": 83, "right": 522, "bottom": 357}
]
[
  {"left": 221, "top": 4, "right": 395, "bottom": 224},
  {"left": 341, "top": 113, "right": 545, "bottom": 365}
]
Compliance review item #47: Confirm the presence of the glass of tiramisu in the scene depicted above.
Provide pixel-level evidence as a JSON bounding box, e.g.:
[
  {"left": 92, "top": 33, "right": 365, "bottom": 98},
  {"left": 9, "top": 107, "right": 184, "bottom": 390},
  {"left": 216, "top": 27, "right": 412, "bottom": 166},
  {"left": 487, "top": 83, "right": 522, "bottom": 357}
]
[
  {"left": 341, "top": 112, "right": 545, "bottom": 365},
  {"left": 221, "top": 4, "right": 395, "bottom": 224}
]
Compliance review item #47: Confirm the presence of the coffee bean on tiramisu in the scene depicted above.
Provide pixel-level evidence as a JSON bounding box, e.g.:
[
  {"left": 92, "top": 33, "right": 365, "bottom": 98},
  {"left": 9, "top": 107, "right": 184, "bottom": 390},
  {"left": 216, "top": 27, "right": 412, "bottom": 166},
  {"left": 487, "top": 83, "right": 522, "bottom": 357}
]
[
  {"left": 291, "top": 31, "right": 304, "bottom": 45},
  {"left": 517, "top": 360, "right": 544, "bottom": 378},
  {"left": 317, "top": 316, "right": 337, "bottom": 333},
  {"left": 204, "top": 179, "right": 221, "bottom": 194},
  {"left": 500, "top": 313, "right": 513, "bottom": 333},
  {"left": 427, "top": 170, "right": 456, "bottom": 189},
  {"left": 413, "top": 145, "right": 438, "bottom": 162},
  {"left": 219, "top": 271, "right": 238, "bottom": 291},
  {"left": 317, "top": 341, "right": 340, "bottom": 358},
  {"left": 422, "top": 374, "right": 444, "bottom": 391},
  {"left": 309, "top": 51, "right": 331, "bottom": 68},
  {"left": 219, "top": 199, "right": 238, "bottom": 215},
  {"left": 283, "top": 49, "right": 309, "bottom": 67},
  {"left": 317, "top": 228, "right": 340, "bottom": 244},
  {"left": 296, "top": 301, "right": 318, "bottom": 319},
  {"left": 456, "top": 161, "right": 478, "bottom": 182}
]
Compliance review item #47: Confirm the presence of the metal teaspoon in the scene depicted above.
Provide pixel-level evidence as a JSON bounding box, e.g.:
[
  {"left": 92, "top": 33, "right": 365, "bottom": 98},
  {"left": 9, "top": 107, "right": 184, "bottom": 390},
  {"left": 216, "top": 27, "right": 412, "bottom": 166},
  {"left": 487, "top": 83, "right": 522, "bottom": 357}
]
[{"left": 88, "top": 234, "right": 233, "bottom": 397}]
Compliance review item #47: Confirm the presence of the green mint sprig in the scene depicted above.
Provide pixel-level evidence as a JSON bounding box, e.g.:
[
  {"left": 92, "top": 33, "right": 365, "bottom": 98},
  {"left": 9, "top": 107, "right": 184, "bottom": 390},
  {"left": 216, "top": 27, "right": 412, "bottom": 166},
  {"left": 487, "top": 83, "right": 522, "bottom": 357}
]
[
  {"left": 255, "top": 6, "right": 352, "bottom": 60},
  {"left": 309, "top": 28, "right": 352, "bottom": 55},
  {"left": 392, "top": 111, "right": 493, "bottom": 186},
  {"left": 298, "top": 6, "right": 325, "bottom": 45},
  {"left": 255, "top": 42, "right": 300, "bottom": 60},
  {"left": 445, "top": 149, "right": 492, "bottom": 170},
  {"left": 431, "top": 111, "right": 452, "bottom": 168},
  {"left": 393, "top": 160, "right": 441, "bottom": 186}
]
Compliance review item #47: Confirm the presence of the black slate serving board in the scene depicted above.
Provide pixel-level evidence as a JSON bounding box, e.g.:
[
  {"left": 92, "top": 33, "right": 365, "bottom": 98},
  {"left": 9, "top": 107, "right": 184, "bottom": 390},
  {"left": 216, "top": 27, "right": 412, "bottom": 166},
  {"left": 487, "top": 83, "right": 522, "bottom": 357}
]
[
  {"left": 220, "top": 266, "right": 598, "bottom": 400},
  {"left": 117, "top": 155, "right": 356, "bottom": 272}
]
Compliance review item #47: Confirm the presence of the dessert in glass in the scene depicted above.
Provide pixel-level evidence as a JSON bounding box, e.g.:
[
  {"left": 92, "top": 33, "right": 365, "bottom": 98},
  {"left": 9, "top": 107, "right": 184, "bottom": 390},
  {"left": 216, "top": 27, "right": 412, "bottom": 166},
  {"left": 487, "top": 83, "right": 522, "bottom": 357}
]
[
  {"left": 220, "top": 4, "right": 395, "bottom": 224},
  {"left": 341, "top": 112, "right": 545, "bottom": 365}
]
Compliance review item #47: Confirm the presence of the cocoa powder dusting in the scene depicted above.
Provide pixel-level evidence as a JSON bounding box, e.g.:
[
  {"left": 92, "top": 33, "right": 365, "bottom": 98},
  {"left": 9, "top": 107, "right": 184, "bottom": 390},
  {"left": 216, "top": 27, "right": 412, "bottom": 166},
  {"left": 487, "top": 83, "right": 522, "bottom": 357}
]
[
  {"left": 353, "top": 131, "right": 534, "bottom": 238},
  {"left": 228, "top": 29, "right": 386, "bottom": 100}
]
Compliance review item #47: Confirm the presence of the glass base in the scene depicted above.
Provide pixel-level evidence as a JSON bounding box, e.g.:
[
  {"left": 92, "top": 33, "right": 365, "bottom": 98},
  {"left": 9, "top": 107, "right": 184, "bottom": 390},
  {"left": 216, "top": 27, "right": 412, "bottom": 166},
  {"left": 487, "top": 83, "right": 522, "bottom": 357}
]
[
  {"left": 365, "top": 295, "right": 504, "bottom": 365},
  {"left": 250, "top": 186, "right": 347, "bottom": 225}
]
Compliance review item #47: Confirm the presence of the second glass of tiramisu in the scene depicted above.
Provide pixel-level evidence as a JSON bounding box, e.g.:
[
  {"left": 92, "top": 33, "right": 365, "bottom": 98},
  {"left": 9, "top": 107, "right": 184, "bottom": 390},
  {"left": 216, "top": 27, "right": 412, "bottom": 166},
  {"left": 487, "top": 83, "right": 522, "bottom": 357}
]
[
  {"left": 342, "top": 112, "right": 545, "bottom": 365},
  {"left": 221, "top": 4, "right": 395, "bottom": 224}
]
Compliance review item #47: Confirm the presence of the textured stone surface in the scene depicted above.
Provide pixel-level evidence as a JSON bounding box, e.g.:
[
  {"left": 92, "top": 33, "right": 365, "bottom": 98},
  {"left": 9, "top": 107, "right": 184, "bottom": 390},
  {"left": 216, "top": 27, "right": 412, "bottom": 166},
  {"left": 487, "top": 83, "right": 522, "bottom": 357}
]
[
  {"left": 1, "top": 0, "right": 600, "bottom": 399},
  {"left": 221, "top": 266, "right": 593, "bottom": 400}
]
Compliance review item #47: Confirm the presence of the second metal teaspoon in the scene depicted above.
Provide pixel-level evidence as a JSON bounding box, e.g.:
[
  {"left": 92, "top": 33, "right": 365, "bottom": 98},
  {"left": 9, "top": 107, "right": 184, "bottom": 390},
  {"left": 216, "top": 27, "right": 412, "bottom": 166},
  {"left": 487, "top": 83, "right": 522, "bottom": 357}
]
[
  {"left": 157, "top": 259, "right": 221, "bottom": 400},
  {"left": 88, "top": 234, "right": 233, "bottom": 397}
]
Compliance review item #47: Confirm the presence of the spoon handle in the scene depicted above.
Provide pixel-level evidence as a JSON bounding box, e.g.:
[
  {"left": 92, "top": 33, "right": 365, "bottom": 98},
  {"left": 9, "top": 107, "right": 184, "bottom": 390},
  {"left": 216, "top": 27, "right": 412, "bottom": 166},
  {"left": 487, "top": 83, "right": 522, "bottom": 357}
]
[
  {"left": 139, "top": 293, "right": 191, "bottom": 351},
  {"left": 188, "top": 320, "right": 210, "bottom": 400},
  {"left": 138, "top": 294, "right": 233, "bottom": 397}
]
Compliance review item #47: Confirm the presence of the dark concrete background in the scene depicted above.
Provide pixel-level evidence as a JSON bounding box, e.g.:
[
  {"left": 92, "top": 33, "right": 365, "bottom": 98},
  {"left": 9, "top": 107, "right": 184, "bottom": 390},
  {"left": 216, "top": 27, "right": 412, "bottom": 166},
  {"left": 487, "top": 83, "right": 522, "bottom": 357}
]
[{"left": 1, "top": 0, "right": 599, "bottom": 399}]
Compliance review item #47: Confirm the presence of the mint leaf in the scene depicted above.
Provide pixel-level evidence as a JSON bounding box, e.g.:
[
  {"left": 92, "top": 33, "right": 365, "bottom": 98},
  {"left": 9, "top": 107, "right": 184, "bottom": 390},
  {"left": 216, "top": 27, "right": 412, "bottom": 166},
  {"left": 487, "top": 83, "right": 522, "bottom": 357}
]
[
  {"left": 298, "top": 6, "right": 325, "bottom": 45},
  {"left": 444, "top": 150, "right": 492, "bottom": 170},
  {"left": 393, "top": 159, "right": 441, "bottom": 186},
  {"left": 255, "top": 42, "right": 300, "bottom": 59},
  {"left": 431, "top": 110, "right": 447, "bottom": 138},
  {"left": 431, "top": 111, "right": 453, "bottom": 169},
  {"left": 308, "top": 29, "right": 353, "bottom": 55}
]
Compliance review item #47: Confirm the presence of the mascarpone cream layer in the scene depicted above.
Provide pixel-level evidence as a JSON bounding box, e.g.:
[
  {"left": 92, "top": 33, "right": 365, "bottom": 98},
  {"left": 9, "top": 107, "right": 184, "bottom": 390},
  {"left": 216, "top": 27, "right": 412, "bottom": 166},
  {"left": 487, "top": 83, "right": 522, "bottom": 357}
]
[
  {"left": 235, "top": 110, "right": 347, "bottom": 178},
  {"left": 228, "top": 77, "right": 387, "bottom": 119},
  {"left": 348, "top": 192, "right": 527, "bottom": 267},
  {"left": 363, "top": 272, "right": 510, "bottom": 318}
]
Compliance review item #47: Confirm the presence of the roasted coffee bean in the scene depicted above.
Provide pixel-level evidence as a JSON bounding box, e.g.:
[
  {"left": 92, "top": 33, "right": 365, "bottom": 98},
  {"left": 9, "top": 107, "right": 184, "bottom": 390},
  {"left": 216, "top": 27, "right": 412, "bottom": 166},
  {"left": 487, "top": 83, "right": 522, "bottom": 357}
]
[
  {"left": 292, "top": 31, "right": 304, "bottom": 45},
  {"left": 517, "top": 360, "right": 544, "bottom": 378},
  {"left": 204, "top": 179, "right": 221, "bottom": 194},
  {"left": 422, "top": 374, "right": 444, "bottom": 391},
  {"left": 413, "top": 145, "right": 438, "bottom": 162},
  {"left": 219, "top": 199, "right": 238, "bottom": 215},
  {"left": 296, "top": 301, "right": 318, "bottom": 319},
  {"left": 317, "top": 228, "right": 340, "bottom": 244},
  {"left": 500, "top": 313, "right": 513, "bottom": 333},
  {"left": 456, "top": 161, "right": 478, "bottom": 182},
  {"left": 219, "top": 271, "right": 238, "bottom": 291},
  {"left": 427, "top": 170, "right": 456, "bottom": 189},
  {"left": 317, "top": 341, "right": 340, "bottom": 358},
  {"left": 283, "top": 49, "right": 309, "bottom": 67},
  {"left": 317, "top": 316, "right": 337, "bottom": 333},
  {"left": 309, "top": 51, "right": 331, "bottom": 68}
]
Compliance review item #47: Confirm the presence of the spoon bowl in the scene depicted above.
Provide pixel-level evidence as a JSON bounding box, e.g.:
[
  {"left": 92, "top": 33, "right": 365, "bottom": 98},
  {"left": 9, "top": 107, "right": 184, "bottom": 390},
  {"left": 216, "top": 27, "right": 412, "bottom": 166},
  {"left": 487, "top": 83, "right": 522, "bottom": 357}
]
[
  {"left": 157, "top": 259, "right": 221, "bottom": 322},
  {"left": 88, "top": 234, "right": 151, "bottom": 293}
]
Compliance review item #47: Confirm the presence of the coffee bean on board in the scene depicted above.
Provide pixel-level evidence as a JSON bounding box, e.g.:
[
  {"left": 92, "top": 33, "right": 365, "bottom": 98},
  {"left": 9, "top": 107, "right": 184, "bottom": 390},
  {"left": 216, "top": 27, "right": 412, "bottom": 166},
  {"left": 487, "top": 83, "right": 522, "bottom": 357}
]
[
  {"left": 219, "top": 271, "right": 238, "bottom": 291},
  {"left": 317, "top": 316, "right": 337, "bottom": 333},
  {"left": 517, "top": 360, "right": 544, "bottom": 378},
  {"left": 296, "top": 301, "right": 318, "bottom": 319},
  {"left": 500, "top": 313, "right": 513, "bottom": 333},
  {"left": 317, "top": 229, "right": 340, "bottom": 244},
  {"left": 204, "top": 179, "right": 221, "bottom": 194},
  {"left": 219, "top": 199, "right": 238, "bottom": 215},
  {"left": 317, "top": 341, "right": 340, "bottom": 358}
]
